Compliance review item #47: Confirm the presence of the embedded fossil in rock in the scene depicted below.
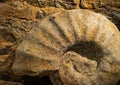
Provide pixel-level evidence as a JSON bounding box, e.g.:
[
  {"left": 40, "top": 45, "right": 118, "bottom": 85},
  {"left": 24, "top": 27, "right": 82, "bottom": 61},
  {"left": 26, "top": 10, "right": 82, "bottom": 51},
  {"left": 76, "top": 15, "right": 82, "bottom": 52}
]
[{"left": 12, "top": 9, "right": 120, "bottom": 85}]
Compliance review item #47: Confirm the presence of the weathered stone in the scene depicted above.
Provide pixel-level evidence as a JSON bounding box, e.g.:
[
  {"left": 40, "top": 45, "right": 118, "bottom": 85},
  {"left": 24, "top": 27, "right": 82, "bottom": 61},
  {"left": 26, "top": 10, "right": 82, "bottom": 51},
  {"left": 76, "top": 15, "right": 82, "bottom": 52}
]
[
  {"left": 0, "top": 0, "right": 119, "bottom": 85},
  {"left": 0, "top": 80, "right": 23, "bottom": 85},
  {"left": 25, "top": 0, "right": 120, "bottom": 9},
  {"left": 25, "top": 0, "right": 80, "bottom": 9},
  {"left": 80, "top": 0, "right": 97, "bottom": 9},
  {"left": 16, "top": 0, "right": 120, "bottom": 30},
  {"left": 80, "top": 0, "right": 120, "bottom": 9},
  {"left": 23, "top": 0, "right": 120, "bottom": 30},
  {"left": 0, "top": 0, "right": 63, "bottom": 48},
  {"left": 59, "top": 51, "right": 97, "bottom": 85},
  {"left": 94, "top": 6, "right": 120, "bottom": 30},
  {"left": 0, "top": 1, "right": 63, "bottom": 20},
  {"left": 100, "top": 0, "right": 120, "bottom": 8},
  {"left": 12, "top": 9, "right": 120, "bottom": 85},
  {"left": 0, "top": 1, "right": 63, "bottom": 83}
]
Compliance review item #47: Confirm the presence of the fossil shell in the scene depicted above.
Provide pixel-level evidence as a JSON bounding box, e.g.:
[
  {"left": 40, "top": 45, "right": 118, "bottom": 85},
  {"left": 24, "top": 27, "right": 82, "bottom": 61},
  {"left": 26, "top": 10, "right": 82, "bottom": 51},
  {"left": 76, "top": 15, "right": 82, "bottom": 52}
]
[
  {"left": 12, "top": 9, "right": 120, "bottom": 84},
  {"left": 58, "top": 51, "right": 97, "bottom": 85}
]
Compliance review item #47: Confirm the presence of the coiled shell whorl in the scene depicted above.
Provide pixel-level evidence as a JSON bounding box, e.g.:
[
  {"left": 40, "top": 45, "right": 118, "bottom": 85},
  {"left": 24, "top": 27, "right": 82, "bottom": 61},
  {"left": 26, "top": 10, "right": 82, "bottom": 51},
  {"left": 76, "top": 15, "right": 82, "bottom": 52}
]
[{"left": 12, "top": 9, "right": 120, "bottom": 85}]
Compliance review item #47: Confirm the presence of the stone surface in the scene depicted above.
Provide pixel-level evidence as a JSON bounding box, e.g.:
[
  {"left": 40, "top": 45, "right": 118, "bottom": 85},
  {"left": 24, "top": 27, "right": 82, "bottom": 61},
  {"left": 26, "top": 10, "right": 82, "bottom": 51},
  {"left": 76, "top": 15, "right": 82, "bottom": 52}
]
[
  {"left": 0, "top": 0, "right": 120, "bottom": 85},
  {"left": 0, "top": 80, "right": 23, "bottom": 85},
  {"left": 0, "top": 38, "right": 13, "bottom": 65},
  {"left": 59, "top": 51, "right": 97, "bottom": 85},
  {"left": 80, "top": 0, "right": 97, "bottom": 9},
  {"left": 80, "top": 0, "right": 120, "bottom": 8},
  {"left": 25, "top": 0, "right": 80, "bottom": 9},
  {"left": 100, "top": 0, "right": 120, "bottom": 7},
  {"left": 12, "top": 9, "right": 120, "bottom": 85},
  {"left": 24, "top": 0, "right": 120, "bottom": 30},
  {"left": 94, "top": 6, "right": 120, "bottom": 30},
  {"left": 0, "top": 1, "right": 63, "bottom": 61},
  {"left": 0, "top": 1, "right": 63, "bottom": 84},
  {"left": 25, "top": 0, "right": 120, "bottom": 9}
]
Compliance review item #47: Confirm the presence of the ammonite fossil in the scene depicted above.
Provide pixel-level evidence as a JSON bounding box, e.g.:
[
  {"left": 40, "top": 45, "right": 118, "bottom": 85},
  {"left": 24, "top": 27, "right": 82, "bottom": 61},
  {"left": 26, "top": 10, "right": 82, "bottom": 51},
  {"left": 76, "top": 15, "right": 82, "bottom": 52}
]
[{"left": 12, "top": 9, "right": 120, "bottom": 85}]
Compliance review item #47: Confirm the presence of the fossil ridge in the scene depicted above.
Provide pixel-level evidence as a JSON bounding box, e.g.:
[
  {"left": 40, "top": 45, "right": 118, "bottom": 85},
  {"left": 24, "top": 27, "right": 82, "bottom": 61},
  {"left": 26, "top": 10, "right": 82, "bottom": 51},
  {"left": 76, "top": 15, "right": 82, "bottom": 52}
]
[{"left": 12, "top": 9, "right": 120, "bottom": 85}]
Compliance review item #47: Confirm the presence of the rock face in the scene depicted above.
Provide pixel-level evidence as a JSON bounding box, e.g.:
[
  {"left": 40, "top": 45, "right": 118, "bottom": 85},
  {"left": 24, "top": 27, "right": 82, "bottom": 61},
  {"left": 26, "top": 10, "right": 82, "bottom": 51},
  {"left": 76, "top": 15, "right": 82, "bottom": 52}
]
[
  {"left": 25, "top": 0, "right": 120, "bottom": 30},
  {"left": 59, "top": 51, "right": 97, "bottom": 85},
  {"left": 25, "top": 0, "right": 120, "bottom": 9},
  {"left": 25, "top": 0, "right": 80, "bottom": 9},
  {"left": 0, "top": 80, "right": 23, "bottom": 85},
  {"left": 100, "top": 0, "right": 120, "bottom": 7},
  {"left": 12, "top": 9, "right": 120, "bottom": 85},
  {"left": 0, "top": 0, "right": 120, "bottom": 85},
  {"left": 94, "top": 6, "right": 120, "bottom": 30},
  {"left": 0, "top": 1, "right": 63, "bottom": 84}
]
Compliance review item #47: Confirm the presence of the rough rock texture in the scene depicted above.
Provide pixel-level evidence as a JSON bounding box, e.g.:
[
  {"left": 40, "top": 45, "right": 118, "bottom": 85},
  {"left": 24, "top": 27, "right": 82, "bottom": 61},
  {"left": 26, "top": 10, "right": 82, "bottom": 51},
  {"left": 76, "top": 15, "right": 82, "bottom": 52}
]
[
  {"left": 25, "top": 0, "right": 120, "bottom": 30},
  {"left": 12, "top": 9, "right": 120, "bottom": 85},
  {"left": 94, "top": 6, "right": 120, "bottom": 30},
  {"left": 0, "top": 1, "right": 63, "bottom": 84},
  {"left": 25, "top": 0, "right": 80, "bottom": 9},
  {"left": 100, "top": 0, "right": 120, "bottom": 8},
  {"left": 59, "top": 51, "right": 97, "bottom": 85},
  {"left": 0, "top": 80, "right": 23, "bottom": 85},
  {"left": 25, "top": 0, "right": 120, "bottom": 9},
  {"left": 0, "top": 0, "right": 120, "bottom": 85}
]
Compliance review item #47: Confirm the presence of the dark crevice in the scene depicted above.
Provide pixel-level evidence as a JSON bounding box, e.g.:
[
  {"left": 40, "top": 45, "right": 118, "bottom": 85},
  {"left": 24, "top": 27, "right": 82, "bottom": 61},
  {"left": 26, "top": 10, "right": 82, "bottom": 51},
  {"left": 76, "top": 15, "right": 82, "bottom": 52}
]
[
  {"left": 21, "top": 76, "right": 53, "bottom": 85},
  {"left": 66, "top": 41, "right": 110, "bottom": 66},
  {"left": 0, "top": 48, "right": 13, "bottom": 55},
  {"left": 0, "top": 0, "right": 4, "bottom": 2},
  {"left": 116, "top": 79, "right": 120, "bottom": 85}
]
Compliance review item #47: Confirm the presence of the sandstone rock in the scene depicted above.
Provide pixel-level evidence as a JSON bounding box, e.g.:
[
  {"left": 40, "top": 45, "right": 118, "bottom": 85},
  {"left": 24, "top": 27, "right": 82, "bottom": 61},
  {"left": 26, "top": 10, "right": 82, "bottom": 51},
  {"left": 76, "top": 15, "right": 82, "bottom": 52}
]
[
  {"left": 0, "top": 80, "right": 23, "bottom": 85},
  {"left": 0, "top": 0, "right": 63, "bottom": 44},
  {"left": 94, "top": 6, "right": 120, "bottom": 30},
  {"left": 59, "top": 51, "right": 97, "bottom": 85},
  {"left": 23, "top": 0, "right": 120, "bottom": 31},
  {"left": 23, "top": 0, "right": 120, "bottom": 30},
  {"left": 0, "top": 55, "right": 8, "bottom": 64},
  {"left": 80, "top": 0, "right": 120, "bottom": 9},
  {"left": 0, "top": 0, "right": 63, "bottom": 69},
  {"left": 0, "top": 1, "right": 63, "bottom": 83},
  {"left": 25, "top": 0, "right": 120, "bottom": 9},
  {"left": 0, "top": 1, "right": 63, "bottom": 20},
  {"left": 25, "top": 0, "right": 80, "bottom": 9},
  {"left": 12, "top": 9, "right": 120, "bottom": 85},
  {"left": 100, "top": 0, "right": 120, "bottom": 8},
  {"left": 80, "top": 0, "right": 97, "bottom": 9}
]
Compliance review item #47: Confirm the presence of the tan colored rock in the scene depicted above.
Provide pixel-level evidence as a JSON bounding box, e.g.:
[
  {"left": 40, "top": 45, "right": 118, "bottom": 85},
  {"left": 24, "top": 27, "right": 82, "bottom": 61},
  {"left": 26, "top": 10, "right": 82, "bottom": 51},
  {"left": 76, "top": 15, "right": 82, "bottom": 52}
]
[
  {"left": 25, "top": 0, "right": 120, "bottom": 9},
  {"left": 12, "top": 9, "right": 120, "bottom": 85},
  {"left": 0, "top": 1, "right": 63, "bottom": 20},
  {"left": 0, "top": 1, "right": 63, "bottom": 49},
  {"left": 0, "top": 55, "right": 8, "bottom": 63},
  {"left": 0, "top": 0, "right": 119, "bottom": 84},
  {"left": 0, "top": 38, "right": 14, "bottom": 64},
  {"left": 0, "top": 80, "right": 23, "bottom": 85},
  {"left": 80, "top": 0, "right": 120, "bottom": 8},
  {"left": 25, "top": 0, "right": 80, "bottom": 9},
  {"left": 100, "top": 0, "right": 120, "bottom": 7},
  {"left": 80, "top": 0, "right": 97, "bottom": 9},
  {"left": 59, "top": 51, "right": 97, "bottom": 85},
  {"left": 0, "top": 1, "right": 63, "bottom": 82},
  {"left": 23, "top": 0, "right": 120, "bottom": 30},
  {"left": 94, "top": 5, "right": 120, "bottom": 30},
  {"left": 0, "top": 1, "right": 63, "bottom": 69}
]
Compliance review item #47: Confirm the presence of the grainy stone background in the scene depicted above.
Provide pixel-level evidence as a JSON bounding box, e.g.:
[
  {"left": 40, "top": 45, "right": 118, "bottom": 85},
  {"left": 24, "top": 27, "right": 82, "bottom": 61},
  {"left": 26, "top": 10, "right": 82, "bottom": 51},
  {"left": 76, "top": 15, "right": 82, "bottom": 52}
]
[{"left": 0, "top": 0, "right": 120, "bottom": 85}]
